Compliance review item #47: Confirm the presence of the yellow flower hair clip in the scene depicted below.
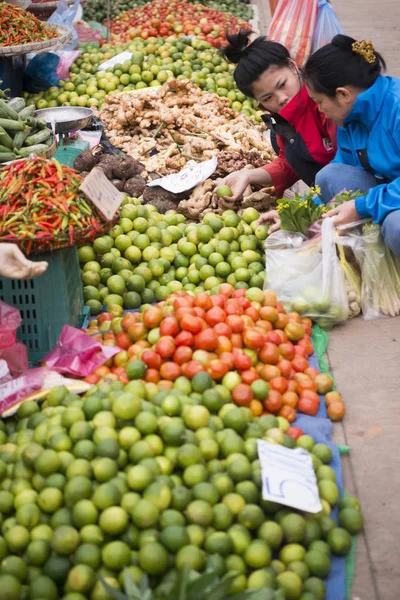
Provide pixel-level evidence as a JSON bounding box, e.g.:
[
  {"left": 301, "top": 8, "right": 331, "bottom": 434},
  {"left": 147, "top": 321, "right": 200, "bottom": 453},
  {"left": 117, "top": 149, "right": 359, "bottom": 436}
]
[{"left": 352, "top": 40, "right": 376, "bottom": 64}]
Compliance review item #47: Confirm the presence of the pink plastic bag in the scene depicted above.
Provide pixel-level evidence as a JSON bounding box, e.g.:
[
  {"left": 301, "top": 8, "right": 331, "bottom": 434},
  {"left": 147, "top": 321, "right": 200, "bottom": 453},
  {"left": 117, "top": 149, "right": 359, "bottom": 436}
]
[
  {"left": 268, "top": 0, "right": 318, "bottom": 66},
  {"left": 0, "top": 301, "right": 21, "bottom": 348},
  {"left": 0, "top": 343, "right": 28, "bottom": 377},
  {"left": 56, "top": 50, "right": 81, "bottom": 79},
  {"left": 43, "top": 325, "right": 120, "bottom": 377},
  {"left": 0, "top": 368, "right": 45, "bottom": 415}
]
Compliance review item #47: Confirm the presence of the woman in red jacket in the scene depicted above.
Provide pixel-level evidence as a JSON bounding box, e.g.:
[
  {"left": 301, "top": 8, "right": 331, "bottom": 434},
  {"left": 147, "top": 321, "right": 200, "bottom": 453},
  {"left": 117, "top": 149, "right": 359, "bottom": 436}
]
[{"left": 219, "top": 30, "right": 337, "bottom": 228}]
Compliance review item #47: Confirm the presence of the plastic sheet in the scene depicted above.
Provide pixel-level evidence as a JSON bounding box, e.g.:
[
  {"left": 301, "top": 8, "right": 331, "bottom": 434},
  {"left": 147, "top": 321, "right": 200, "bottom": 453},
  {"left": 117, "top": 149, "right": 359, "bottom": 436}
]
[
  {"left": 265, "top": 218, "right": 349, "bottom": 328},
  {"left": 268, "top": 0, "right": 318, "bottom": 66},
  {"left": 0, "top": 301, "right": 21, "bottom": 348},
  {"left": 48, "top": 0, "right": 80, "bottom": 51},
  {"left": 312, "top": 0, "right": 344, "bottom": 53},
  {"left": 43, "top": 325, "right": 120, "bottom": 377}
]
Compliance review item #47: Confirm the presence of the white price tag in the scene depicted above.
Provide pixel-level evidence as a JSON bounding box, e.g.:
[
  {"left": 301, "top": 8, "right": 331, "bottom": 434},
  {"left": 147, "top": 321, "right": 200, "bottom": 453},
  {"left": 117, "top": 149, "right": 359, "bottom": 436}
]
[
  {"left": 79, "top": 168, "right": 124, "bottom": 221},
  {"left": 98, "top": 52, "right": 133, "bottom": 71},
  {"left": 257, "top": 439, "right": 322, "bottom": 514},
  {"left": 147, "top": 156, "right": 217, "bottom": 194}
]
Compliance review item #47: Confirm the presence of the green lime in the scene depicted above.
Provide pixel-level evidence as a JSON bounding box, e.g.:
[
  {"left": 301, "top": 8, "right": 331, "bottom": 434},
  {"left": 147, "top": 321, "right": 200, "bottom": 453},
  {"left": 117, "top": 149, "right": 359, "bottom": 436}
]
[
  {"left": 327, "top": 527, "right": 352, "bottom": 556},
  {"left": 304, "top": 550, "right": 331, "bottom": 578},
  {"left": 139, "top": 542, "right": 168, "bottom": 575},
  {"left": 339, "top": 508, "right": 364, "bottom": 534}
]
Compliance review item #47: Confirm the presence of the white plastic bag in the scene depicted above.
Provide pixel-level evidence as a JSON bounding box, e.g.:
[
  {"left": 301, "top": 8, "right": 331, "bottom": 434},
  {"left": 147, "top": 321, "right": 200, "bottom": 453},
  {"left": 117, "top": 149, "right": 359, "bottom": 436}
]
[
  {"left": 312, "top": 0, "right": 344, "bottom": 53},
  {"left": 48, "top": 0, "right": 80, "bottom": 51},
  {"left": 265, "top": 218, "right": 349, "bottom": 328}
]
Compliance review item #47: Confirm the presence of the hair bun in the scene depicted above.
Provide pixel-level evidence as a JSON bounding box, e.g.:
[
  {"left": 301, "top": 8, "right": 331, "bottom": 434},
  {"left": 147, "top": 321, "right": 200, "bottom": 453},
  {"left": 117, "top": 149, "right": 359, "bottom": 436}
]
[
  {"left": 331, "top": 34, "right": 357, "bottom": 50},
  {"left": 221, "top": 29, "right": 253, "bottom": 64}
]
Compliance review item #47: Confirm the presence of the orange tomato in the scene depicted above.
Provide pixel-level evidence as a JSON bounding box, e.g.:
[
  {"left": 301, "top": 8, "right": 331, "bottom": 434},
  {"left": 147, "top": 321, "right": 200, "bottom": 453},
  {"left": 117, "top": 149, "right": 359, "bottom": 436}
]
[
  {"left": 282, "top": 391, "right": 299, "bottom": 408},
  {"left": 291, "top": 355, "right": 309, "bottom": 373},
  {"left": 260, "top": 364, "right": 281, "bottom": 382},
  {"left": 278, "top": 405, "right": 296, "bottom": 422},
  {"left": 259, "top": 343, "right": 280, "bottom": 365},
  {"left": 275, "top": 313, "right": 289, "bottom": 330},
  {"left": 250, "top": 400, "right": 263, "bottom": 416},
  {"left": 145, "top": 368, "right": 161, "bottom": 383},
  {"left": 259, "top": 306, "right": 279, "bottom": 323},
  {"left": 327, "top": 402, "right": 346, "bottom": 421},
  {"left": 263, "top": 390, "right": 282, "bottom": 414},
  {"left": 240, "top": 369, "right": 260, "bottom": 385},
  {"left": 160, "top": 362, "right": 181, "bottom": 381},
  {"left": 325, "top": 391, "right": 343, "bottom": 406},
  {"left": 232, "top": 383, "right": 253, "bottom": 406},
  {"left": 269, "top": 376, "right": 288, "bottom": 395}
]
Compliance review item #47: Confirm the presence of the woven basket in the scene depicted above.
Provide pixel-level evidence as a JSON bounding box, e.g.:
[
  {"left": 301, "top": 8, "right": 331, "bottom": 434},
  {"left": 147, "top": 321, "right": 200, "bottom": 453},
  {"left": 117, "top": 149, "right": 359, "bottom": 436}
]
[
  {"left": 28, "top": 0, "right": 88, "bottom": 20},
  {"left": 0, "top": 23, "right": 73, "bottom": 56}
]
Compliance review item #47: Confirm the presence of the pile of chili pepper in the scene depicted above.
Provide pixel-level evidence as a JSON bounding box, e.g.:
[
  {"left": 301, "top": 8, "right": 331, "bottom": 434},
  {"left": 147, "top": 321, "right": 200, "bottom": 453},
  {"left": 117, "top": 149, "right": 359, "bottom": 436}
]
[
  {"left": 0, "top": 157, "right": 109, "bottom": 254},
  {"left": 0, "top": 3, "right": 59, "bottom": 47}
]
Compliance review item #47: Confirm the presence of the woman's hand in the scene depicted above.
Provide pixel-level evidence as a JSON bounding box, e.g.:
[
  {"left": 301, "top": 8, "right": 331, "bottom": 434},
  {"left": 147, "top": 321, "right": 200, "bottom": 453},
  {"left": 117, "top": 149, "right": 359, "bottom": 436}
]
[
  {"left": 216, "top": 170, "right": 250, "bottom": 208},
  {"left": 0, "top": 244, "right": 48, "bottom": 280},
  {"left": 322, "top": 200, "right": 361, "bottom": 228},
  {"left": 257, "top": 209, "right": 281, "bottom": 234}
]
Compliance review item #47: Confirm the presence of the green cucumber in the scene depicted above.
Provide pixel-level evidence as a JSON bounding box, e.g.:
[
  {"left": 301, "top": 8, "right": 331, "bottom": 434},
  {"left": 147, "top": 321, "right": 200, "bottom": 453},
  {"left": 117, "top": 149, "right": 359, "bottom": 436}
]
[
  {"left": 8, "top": 98, "right": 26, "bottom": 113},
  {"left": 18, "top": 105, "right": 36, "bottom": 119},
  {"left": 18, "top": 144, "right": 49, "bottom": 157},
  {"left": 13, "top": 129, "right": 32, "bottom": 150},
  {"left": 0, "top": 127, "right": 13, "bottom": 149},
  {"left": 0, "top": 99, "right": 19, "bottom": 121},
  {"left": 0, "top": 152, "right": 17, "bottom": 163},
  {"left": 0, "top": 118, "right": 25, "bottom": 132}
]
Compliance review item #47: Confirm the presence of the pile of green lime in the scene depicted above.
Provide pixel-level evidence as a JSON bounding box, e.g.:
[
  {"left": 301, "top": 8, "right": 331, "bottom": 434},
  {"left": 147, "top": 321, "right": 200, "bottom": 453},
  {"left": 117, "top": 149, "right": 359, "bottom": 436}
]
[
  {"left": 79, "top": 197, "right": 269, "bottom": 315},
  {"left": 24, "top": 37, "right": 261, "bottom": 119},
  {"left": 0, "top": 380, "right": 363, "bottom": 599}
]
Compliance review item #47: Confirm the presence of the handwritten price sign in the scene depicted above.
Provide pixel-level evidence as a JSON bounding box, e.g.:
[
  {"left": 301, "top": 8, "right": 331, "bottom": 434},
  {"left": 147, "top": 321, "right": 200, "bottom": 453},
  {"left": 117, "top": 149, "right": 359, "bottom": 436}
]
[
  {"left": 257, "top": 439, "right": 322, "bottom": 513},
  {"left": 79, "top": 168, "right": 124, "bottom": 221}
]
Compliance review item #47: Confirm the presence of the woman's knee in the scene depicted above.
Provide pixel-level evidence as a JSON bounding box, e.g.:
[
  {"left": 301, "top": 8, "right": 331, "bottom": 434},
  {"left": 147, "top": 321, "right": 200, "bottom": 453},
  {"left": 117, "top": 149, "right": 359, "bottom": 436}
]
[
  {"left": 315, "top": 164, "right": 343, "bottom": 203},
  {"left": 381, "top": 210, "right": 400, "bottom": 256}
]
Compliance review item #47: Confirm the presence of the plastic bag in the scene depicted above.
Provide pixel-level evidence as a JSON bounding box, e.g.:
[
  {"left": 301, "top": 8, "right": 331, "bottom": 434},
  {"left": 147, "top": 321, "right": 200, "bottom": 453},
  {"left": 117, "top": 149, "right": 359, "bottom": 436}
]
[
  {"left": 312, "top": 0, "right": 344, "bottom": 53},
  {"left": 48, "top": 0, "right": 80, "bottom": 51},
  {"left": 56, "top": 50, "right": 81, "bottom": 79},
  {"left": 0, "top": 301, "right": 21, "bottom": 349},
  {"left": 268, "top": 0, "right": 318, "bottom": 66},
  {"left": 43, "top": 325, "right": 120, "bottom": 377},
  {"left": 23, "top": 53, "right": 61, "bottom": 93},
  {"left": 348, "top": 223, "right": 400, "bottom": 320},
  {"left": 265, "top": 218, "right": 349, "bottom": 328},
  {"left": 337, "top": 243, "right": 361, "bottom": 318}
]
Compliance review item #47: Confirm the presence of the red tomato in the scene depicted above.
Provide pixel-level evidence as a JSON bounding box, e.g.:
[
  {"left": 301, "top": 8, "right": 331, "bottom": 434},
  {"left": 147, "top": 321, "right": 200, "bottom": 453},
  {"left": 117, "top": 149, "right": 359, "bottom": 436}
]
[
  {"left": 115, "top": 332, "right": 131, "bottom": 350},
  {"left": 121, "top": 313, "right": 138, "bottom": 331},
  {"left": 260, "top": 364, "right": 281, "bottom": 382},
  {"left": 219, "top": 351, "right": 235, "bottom": 370},
  {"left": 305, "top": 367, "right": 319, "bottom": 380},
  {"left": 127, "top": 323, "right": 147, "bottom": 342},
  {"left": 275, "top": 313, "right": 289, "bottom": 330},
  {"left": 219, "top": 283, "right": 234, "bottom": 297},
  {"left": 207, "top": 359, "right": 229, "bottom": 380},
  {"left": 279, "top": 342, "right": 295, "bottom": 360},
  {"left": 98, "top": 312, "right": 113, "bottom": 324},
  {"left": 216, "top": 336, "right": 232, "bottom": 354},
  {"left": 255, "top": 320, "right": 273, "bottom": 333},
  {"left": 173, "top": 346, "right": 193, "bottom": 365},
  {"left": 193, "top": 307, "right": 206, "bottom": 319},
  {"left": 244, "top": 307, "right": 259, "bottom": 322},
  {"left": 182, "top": 360, "right": 206, "bottom": 379},
  {"left": 300, "top": 390, "right": 320, "bottom": 405},
  {"left": 225, "top": 302, "right": 242, "bottom": 317},
  {"left": 242, "top": 328, "right": 266, "bottom": 350},
  {"left": 276, "top": 358, "right": 292, "bottom": 378},
  {"left": 141, "top": 350, "right": 162, "bottom": 369},
  {"left": 142, "top": 306, "right": 163, "bottom": 329},
  {"left": 259, "top": 343, "right": 280, "bottom": 365},
  {"left": 269, "top": 376, "right": 288, "bottom": 395},
  {"left": 233, "top": 288, "right": 246, "bottom": 298},
  {"left": 263, "top": 390, "right": 282, "bottom": 414},
  {"left": 278, "top": 405, "right": 296, "bottom": 423},
  {"left": 85, "top": 373, "right": 100, "bottom": 384},
  {"left": 214, "top": 322, "right": 232, "bottom": 337},
  {"left": 327, "top": 402, "right": 346, "bottom": 421},
  {"left": 194, "top": 329, "right": 218, "bottom": 351},
  {"left": 210, "top": 295, "right": 225, "bottom": 308},
  {"left": 297, "top": 397, "right": 319, "bottom": 416},
  {"left": 175, "top": 330, "right": 194, "bottom": 347},
  {"left": 294, "top": 373, "right": 316, "bottom": 394},
  {"left": 282, "top": 391, "right": 299, "bottom": 408},
  {"left": 160, "top": 362, "right": 181, "bottom": 381},
  {"left": 265, "top": 331, "right": 282, "bottom": 346},
  {"left": 160, "top": 317, "right": 180, "bottom": 338},
  {"left": 175, "top": 307, "right": 195, "bottom": 322},
  {"left": 205, "top": 306, "right": 226, "bottom": 327},
  {"left": 240, "top": 369, "right": 259, "bottom": 385},
  {"left": 145, "top": 368, "right": 160, "bottom": 383},
  {"left": 195, "top": 292, "right": 213, "bottom": 311},
  {"left": 180, "top": 314, "right": 203, "bottom": 334},
  {"left": 238, "top": 297, "right": 251, "bottom": 310},
  {"left": 294, "top": 345, "right": 308, "bottom": 358},
  {"left": 233, "top": 350, "right": 252, "bottom": 371},
  {"left": 231, "top": 333, "right": 243, "bottom": 348},
  {"left": 286, "top": 426, "right": 304, "bottom": 440},
  {"left": 94, "top": 365, "right": 111, "bottom": 377},
  {"left": 155, "top": 337, "right": 176, "bottom": 359},
  {"left": 291, "top": 355, "right": 309, "bottom": 373},
  {"left": 159, "top": 380, "right": 173, "bottom": 389},
  {"left": 226, "top": 315, "right": 243, "bottom": 333},
  {"left": 232, "top": 383, "right": 253, "bottom": 406},
  {"left": 173, "top": 296, "right": 194, "bottom": 310}
]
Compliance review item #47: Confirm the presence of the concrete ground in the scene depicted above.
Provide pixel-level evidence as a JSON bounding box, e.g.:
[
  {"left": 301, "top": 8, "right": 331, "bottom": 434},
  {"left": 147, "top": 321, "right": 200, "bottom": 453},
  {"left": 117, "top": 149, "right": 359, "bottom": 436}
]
[{"left": 251, "top": 0, "right": 400, "bottom": 598}]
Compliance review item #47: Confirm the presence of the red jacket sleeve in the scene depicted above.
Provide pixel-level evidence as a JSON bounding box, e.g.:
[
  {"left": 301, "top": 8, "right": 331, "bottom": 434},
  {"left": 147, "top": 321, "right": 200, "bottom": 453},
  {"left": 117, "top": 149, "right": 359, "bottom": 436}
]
[{"left": 262, "top": 134, "right": 299, "bottom": 198}]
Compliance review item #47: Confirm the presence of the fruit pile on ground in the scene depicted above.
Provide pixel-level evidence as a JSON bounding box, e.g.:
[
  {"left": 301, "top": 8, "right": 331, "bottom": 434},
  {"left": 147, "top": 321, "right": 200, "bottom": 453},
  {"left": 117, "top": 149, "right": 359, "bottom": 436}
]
[
  {"left": 78, "top": 199, "right": 268, "bottom": 313},
  {"left": 83, "top": 0, "right": 148, "bottom": 23},
  {"left": 25, "top": 38, "right": 260, "bottom": 116},
  {"left": 109, "top": 0, "right": 248, "bottom": 47},
  {"left": 84, "top": 286, "right": 347, "bottom": 423},
  {"left": 0, "top": 377, "right": 363, "bottom": 599}
]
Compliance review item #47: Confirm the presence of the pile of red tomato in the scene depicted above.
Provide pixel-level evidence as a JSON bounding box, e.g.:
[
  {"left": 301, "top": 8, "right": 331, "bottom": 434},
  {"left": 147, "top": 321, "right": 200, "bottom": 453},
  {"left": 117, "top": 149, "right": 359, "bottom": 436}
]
[
  {"left": 109, "top": 0, "right": 247, "bottom": 46},
  {"left": 85, "top": 285, "right": 346, "bottom": 423}
]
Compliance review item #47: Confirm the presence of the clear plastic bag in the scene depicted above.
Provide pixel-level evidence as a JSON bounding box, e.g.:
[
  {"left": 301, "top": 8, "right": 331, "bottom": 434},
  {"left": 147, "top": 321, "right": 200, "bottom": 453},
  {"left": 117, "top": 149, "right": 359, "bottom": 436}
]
[
  {"left": 312, "top": 0, "right": 344, "bottom": 53},
  {"left": 348, "top": 223, "right": 400, "bottom": 320},
  {"left": 268, "top": 0, "right": 318, "bottom": 66},
  {"left": 265, "top": 218, "right": 349, "bottom": 328},
  {"left": 48, "top": 0, "right": 80, "bottom": 51}
]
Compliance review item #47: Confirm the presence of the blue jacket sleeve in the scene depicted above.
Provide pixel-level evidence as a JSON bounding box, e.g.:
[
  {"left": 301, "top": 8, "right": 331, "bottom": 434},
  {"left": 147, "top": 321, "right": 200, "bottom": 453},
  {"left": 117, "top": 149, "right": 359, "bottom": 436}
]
[{"left": 355, "top": 178, "right": 400, "bottom": 223}]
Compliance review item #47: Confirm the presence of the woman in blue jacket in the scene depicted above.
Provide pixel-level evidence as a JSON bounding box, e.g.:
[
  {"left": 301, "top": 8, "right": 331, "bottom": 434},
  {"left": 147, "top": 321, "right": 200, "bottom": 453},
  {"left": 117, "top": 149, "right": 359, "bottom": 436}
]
[{"left": 304, "top": 35, "right": 400, "bottom": 255}]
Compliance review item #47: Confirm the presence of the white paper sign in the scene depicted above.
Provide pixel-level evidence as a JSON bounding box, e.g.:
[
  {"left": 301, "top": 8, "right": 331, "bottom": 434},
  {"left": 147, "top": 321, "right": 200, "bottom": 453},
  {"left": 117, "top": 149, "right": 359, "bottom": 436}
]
[
  {"left": 98, "top": 52, "right": 133, "bottom": 71},
  {"left": 79, "top": 168, "right": 124, "bottom": 221},
  {"left": 147, "top": 156, "right": 217, "bottom": 194},
  {"left": 257, "top": 439, "right": 322, "bottom": 513}
]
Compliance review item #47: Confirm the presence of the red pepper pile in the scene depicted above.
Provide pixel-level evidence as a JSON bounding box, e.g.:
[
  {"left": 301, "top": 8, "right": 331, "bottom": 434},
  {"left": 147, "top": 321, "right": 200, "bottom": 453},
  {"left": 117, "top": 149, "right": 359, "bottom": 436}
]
[
  {"left": 0, "top": 2, "right": 58, "bottom": 47},
  {"left": 0, "top": 157, "right": 108, "bottom": 254},
  {"left": 109, "top": 0, "right": 247, "bottom": 47}
]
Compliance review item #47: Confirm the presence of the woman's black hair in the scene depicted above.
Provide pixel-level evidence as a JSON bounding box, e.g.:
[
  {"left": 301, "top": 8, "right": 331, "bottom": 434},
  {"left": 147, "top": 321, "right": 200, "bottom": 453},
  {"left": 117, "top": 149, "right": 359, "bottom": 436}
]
[
  {"left": 304, "top": 34, "right": 386, "bottom": 97},
  {"left": 220, "top": 29, "right": 291, "bottom": 98}
]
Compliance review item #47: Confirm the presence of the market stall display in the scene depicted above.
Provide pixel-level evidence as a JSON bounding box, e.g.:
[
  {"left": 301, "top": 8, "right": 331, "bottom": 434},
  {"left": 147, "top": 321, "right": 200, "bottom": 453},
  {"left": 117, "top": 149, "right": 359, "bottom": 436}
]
[
  {"left": 0, "top": 2, "right": 59, "bottom": 46},
  {"left": 97, "top": 80, "right": 272, "bottom": 174}
]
